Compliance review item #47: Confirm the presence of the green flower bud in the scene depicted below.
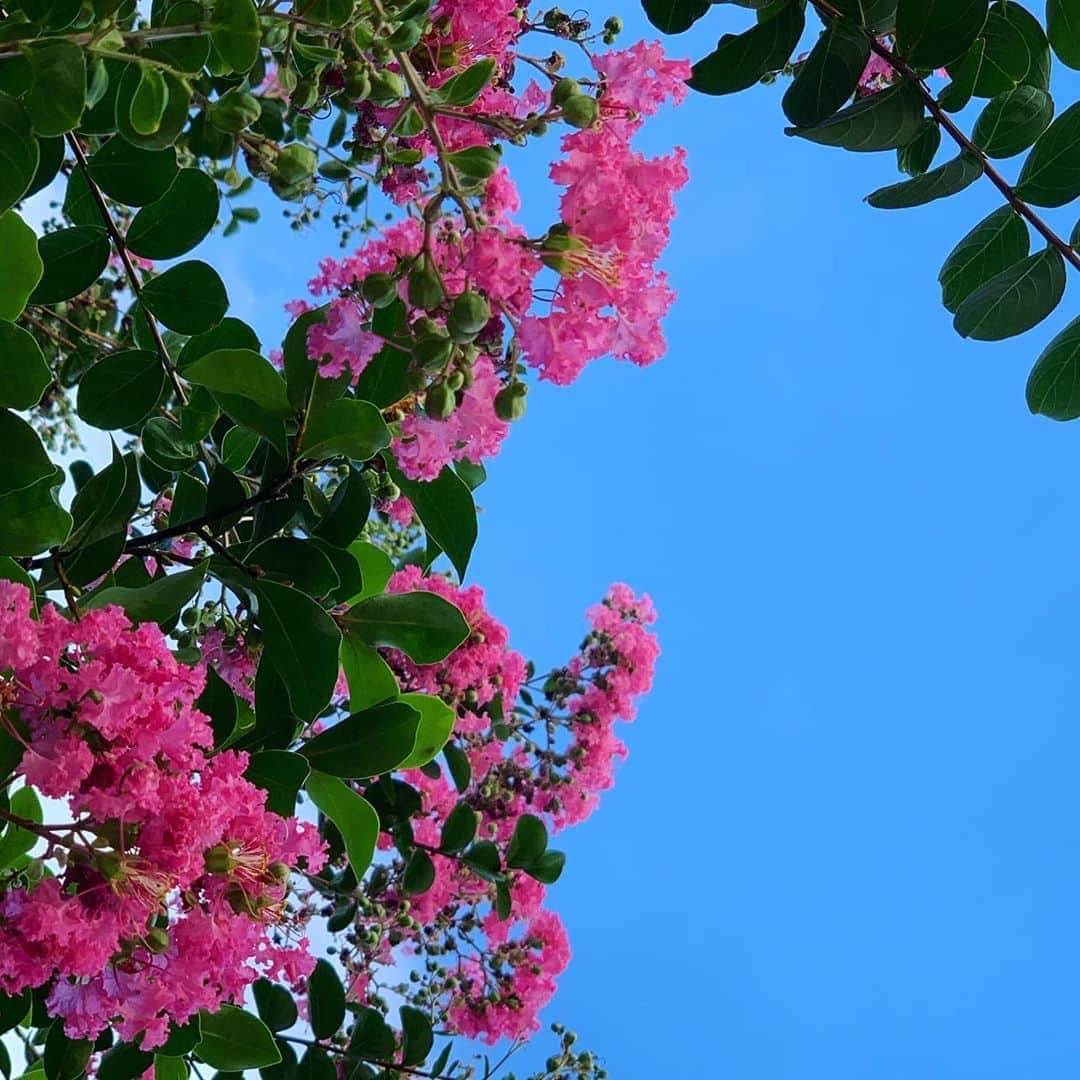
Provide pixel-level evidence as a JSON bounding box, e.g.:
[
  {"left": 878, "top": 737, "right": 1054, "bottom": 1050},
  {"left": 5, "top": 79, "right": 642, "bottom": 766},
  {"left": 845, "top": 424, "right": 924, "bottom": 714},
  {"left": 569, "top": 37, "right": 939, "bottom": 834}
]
[
  {"left": 551, "top": 77, "right": 580, "bottom": 108},
  {"left": 603, "top": 15, "right": 623, "bottom": 34},
  {"left": 208, "top": 88, "right": 261, "bottom": 133},
  {"left": 181, "top": 607, "right": 199, "bottom": 628},
  {"left": 95, "top": 851, "right": 124, "bottom": 880},
  {"left": 494, "top": 383, "right": 527, "bottom": 422},
  {"left": 343, "top": 62, "right": 372, "bottom": 100},
  {"left": 408, "top": 261, "right": 445, "bottom": 311},
  {"left": 291, "top": 76, "right": 320, "bottom": 111},
  {"left": 204, "top": 843, "right": 233, "bottom": 875},
  {"left": 448, "top": 290, "right": 492, "bottom": 342},
  {"left": 561, "top": 93, "right": 599, "bottom": 130},
  {"left": 361, "top": 271, "right": 398, "bottom": 308},
  {"left": 369, "top": 70, "right": 406, "bottom": 104},
  {"left": 425, "top": 381, "right": 456, "bottom": 420},
  {"left": 414, "top": 334, "right": 454, "bottom": 371},
  {"left": 445, "top": 369, "right": 465, "bottom": 392},
  {"left": 268, "top": 861, "right": 291, "bottom": 882},
  {"left": 145, "top": 927, "right": 171, "bottom": 954},
  {"left": 274, "top": 143, "right": 318, "bottom": 185}
]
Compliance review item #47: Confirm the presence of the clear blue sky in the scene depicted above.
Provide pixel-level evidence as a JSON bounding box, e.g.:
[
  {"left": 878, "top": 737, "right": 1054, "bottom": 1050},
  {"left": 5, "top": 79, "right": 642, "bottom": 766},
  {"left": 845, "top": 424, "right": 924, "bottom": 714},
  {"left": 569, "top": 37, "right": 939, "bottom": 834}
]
[{"left": 190, "top": 8, "right": 1080, "bottom": 1075}]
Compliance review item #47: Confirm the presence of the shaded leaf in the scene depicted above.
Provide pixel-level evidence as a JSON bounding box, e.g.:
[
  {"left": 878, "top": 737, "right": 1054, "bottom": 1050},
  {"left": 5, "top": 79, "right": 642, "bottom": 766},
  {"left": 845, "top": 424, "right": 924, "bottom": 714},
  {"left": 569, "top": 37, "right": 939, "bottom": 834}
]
[{"left": 953, "top": 247, "right": 1066, "bottom": 340}]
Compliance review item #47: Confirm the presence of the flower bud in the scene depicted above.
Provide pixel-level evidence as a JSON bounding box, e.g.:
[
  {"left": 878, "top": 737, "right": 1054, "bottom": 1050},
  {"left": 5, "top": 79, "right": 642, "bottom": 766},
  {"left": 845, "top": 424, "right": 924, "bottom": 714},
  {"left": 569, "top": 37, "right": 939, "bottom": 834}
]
[
  {"left": 268, "top": 861, "right": 291, "bottom": 883},
  {"left": 445, "top": 369, "right": 465, "bottom": 392},
  {"left": 369, "top": 70, "right": 406, "bottom": 104},
  {"left": 425, "top": 381, "right": 456, "bottom": 421},
  {"left": 408, "top": 261, "right": 445, "bottom": 311},
  {"left": 493, "top": 383, "right": 527, "bottom": 422},
  {"left": 204, "top": 843, "right": 233, "bottom": 875},
  {"left": 448, "top": 291, "right": 492, "bottom": 342},
  {"left": 95, "top": 851, "right": 124, "bottom": 880},
  {"left": 291, "top": 76, "right": 320, "bottom": 111},
  {"left": 561, "top": 94, "right": 599, "bottom": 130},
  {"left": 145, "top": 927, "right": 171, "bottom": 954},
  {"left": 551, "top": 77, "right": 580, "bottom": 108},
  {"left": 274, "top": 143, "right": 318, "bottom": 185},
  {"left": 343, "top": 62, "right": 372, "bottom": 100},
  {"left": 208, "top": 89, "right": 261, "bottom": 133},
  {"left": 414, "top": 334, "right": 454, "bottom": 371}
]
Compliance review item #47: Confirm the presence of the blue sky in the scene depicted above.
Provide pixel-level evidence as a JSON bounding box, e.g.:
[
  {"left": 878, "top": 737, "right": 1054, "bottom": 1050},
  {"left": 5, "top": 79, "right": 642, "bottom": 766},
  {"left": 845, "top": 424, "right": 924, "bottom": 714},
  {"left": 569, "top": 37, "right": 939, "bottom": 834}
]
[{"left": 128, "top": 6, "right": 1080, "bottom": 1075}]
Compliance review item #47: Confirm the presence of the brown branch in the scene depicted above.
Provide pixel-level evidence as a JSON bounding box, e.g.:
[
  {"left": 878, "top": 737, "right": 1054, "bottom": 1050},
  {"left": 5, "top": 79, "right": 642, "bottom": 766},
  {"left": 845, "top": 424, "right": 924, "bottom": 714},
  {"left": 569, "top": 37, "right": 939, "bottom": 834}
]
[{"left": 809, "top": 0, "right": 1080, "bottom": 274}]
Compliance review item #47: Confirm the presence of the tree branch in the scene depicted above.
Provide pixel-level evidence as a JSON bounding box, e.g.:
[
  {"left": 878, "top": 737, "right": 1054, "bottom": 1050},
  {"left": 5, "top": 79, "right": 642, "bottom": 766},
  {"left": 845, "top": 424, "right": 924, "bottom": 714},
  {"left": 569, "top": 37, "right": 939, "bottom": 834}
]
[{"left": 809, "top": 0, "right": 1080, "bottom": 274}]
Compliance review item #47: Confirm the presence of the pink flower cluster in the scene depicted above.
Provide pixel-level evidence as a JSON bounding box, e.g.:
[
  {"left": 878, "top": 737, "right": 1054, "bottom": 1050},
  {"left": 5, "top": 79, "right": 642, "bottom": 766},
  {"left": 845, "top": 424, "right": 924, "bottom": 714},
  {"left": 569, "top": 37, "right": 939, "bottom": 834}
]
[
  {"left": 0, "top": 583, "right": 324, "bottom": 1048},
  {"left": 334, "top": 572, "right": 656, "bottom": 1043},
  {"left": 290, "top": 31, "right": 689, "bottom": 480}
]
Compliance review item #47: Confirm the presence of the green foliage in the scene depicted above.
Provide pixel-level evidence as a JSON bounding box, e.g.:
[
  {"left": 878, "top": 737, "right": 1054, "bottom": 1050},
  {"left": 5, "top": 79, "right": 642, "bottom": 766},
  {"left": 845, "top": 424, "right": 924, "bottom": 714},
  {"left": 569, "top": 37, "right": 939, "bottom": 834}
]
[
  {"left": 660, "top": 0, "right": 1080, "bottom": 419},
  {"left": 195, "top": 1006, "right": 281, "bottom": 1071},
  {"left": 305, "top": 771, "right": 379, "bottom": 878}
]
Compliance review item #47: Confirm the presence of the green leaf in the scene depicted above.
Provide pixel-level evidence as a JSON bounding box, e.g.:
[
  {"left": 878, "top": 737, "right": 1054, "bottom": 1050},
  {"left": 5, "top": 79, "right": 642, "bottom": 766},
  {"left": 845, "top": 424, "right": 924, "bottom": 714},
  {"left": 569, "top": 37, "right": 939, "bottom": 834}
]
[
  {"left": 0, "top": 409, "right": 70, "bottom": 555},
  {"left": 252, "top": 580, "right": 342, "bottom": 722},
  {"left": 866, "top": 151, "right": 983, "bottom": 207},
  {"left": 142, "top": 416, "right": 198, "bottom": 472},
  {"left": 939, "top": 37, "right": 984, "bottom": 111},
  {"left": 97, "top": 1043, "right": 152, "bottom": 1080},
  {"left": 402, "top": 848, "right": 435, "bottom": 895},
  {"left": 974, "top": 0, "right": 1051, "bottom": 96},
  {"left": 397, "top": 692, "right": 455, "bottom": 769},
  {"left": 76, "top": 350, "right": 165, "bottom": 430},
  {"left": 896, "top": 0, "right": 988, "bottom": 68},
  {"left": 127, "top": 169, "right": 220, "bottom": 259},
  {"left": 152, "top": 1057, "right": 186, "bottom": 1080},
  {"left": 244, "top": 750, "right": 310, "bottom": 816},
  {"left": 86, "top": 137, "right": 178, "bottom": 206},
  {"left": 300, "top": 701, "right": 420, "bottom": 778},
  {"left": 439, "top": 801, "right": 477, "bottom": 853},
  {"left": 130, "top": 65, "right": 168, "bottom": 135},
  {"left": 0, "top": 211, "right": 41, "bottom": 320},
  {"left": 305, "top": 770, "right": 379, "bottom": 876},
  {"left": 939, "top": 205, "right": 1030, "bottom": 312},
  {"left": 444, "top": 740, "right": 470, "bottom": 792},
  {"left": 158, "top": 1018, "right": 202, "bottom": 1058},
  {"left": 252, "top": 980, "right": 298, "bottom": 1034},
  {"left": 688, "top": 0, "right": 805, "bottom": 95},
  {"left": 301, "top": 399, "right": 391, "bottom": 461},
  {"left": 1048, "top": 0, "right": 1080, "bottom": 68},
  {"left": 0, "top": 786, "right": 41, "bottom": 868},
  {"left": 1015, "top": 100, "right": 1080, "bottom": 206},
  {"left": 526, "top": 849, "right": 566, "bottom": 884},
  {"left": 178, "top": 316, "right": 260, "bottom": 371},
  {"left": 44, "top": 1024, "right": 92, "bottom": 1080},
  {"left": 86, "top": 565, "right": 206, "bottom": 623},
  {"left": 436, "top": 58, "right": 498, "bottom": 105},
  {"left": 389, "top": 464, "right": 477, "bottom": 579},
  {"left": 1026, "top": 315, "right": 1080, "bottom": 419},
  {"left": 296, "top": 1049, "right": 334, "bottom": 1080},
  {"left": 0, "top": 95, "right": 38, "bottom": 214},
  {"left": 221, "top": 425, "right": 259, "bottom": 471},
  {"left": 782, "top": 19, "right": 870, "bottom": 128},
  {"left": 23, "top": 40, "right": 85, "bottom": 136},
  {"left": 0, "top": 991, "right": 29, "bottom": 1036},
  {"left": 312, "top": 468, "right": 371, "bottom": 550},
  {"left": 786, "top": 80, "right": 925, "bottom": 151},
  {"left": 953, "top": 247, "right": 1066, "bottom": 340},
  {"left": 972, "top": 85, "right": 1054, "bottom": 158},
  {"left": 308, "top": 960, "right": 346, "bottom": 1041},
  {"left": 897, "top": 119, "right": 942, "bottom": 174},
  {"left": 340, "top": 636, "right": 398, "bottom": 711},
  {"left": 506, "top": 813, "right": 548, "bottom": 869},
  {"left": 211, "top": 0, "right": 261, "bottom": 73},
  {"left": 29, "top": 226, "right": 109, "bottom": 304},
  {"left": 641, "top": 0, "right": 709, "bottom": 33},
  {"left": 0, "top": 321, "right": 49, "bottom": 409},
  {"left": 140, "top": 260, "right": 228, "bottom": 334},
  {"left": 349, "top": 541, "right": 393, "bottom": 601},
  {"left": 399, "top": 1007, "right": 433, "bottom": 1067},
  {"left": 183, "top": 349, "right": 291, "bottom": 416},
  {"left": 196, "top": 1006, "right": 281, "bottom": 1071},
  {"left": 343, "top": 591, "right": 469, "bottom": 664}
]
